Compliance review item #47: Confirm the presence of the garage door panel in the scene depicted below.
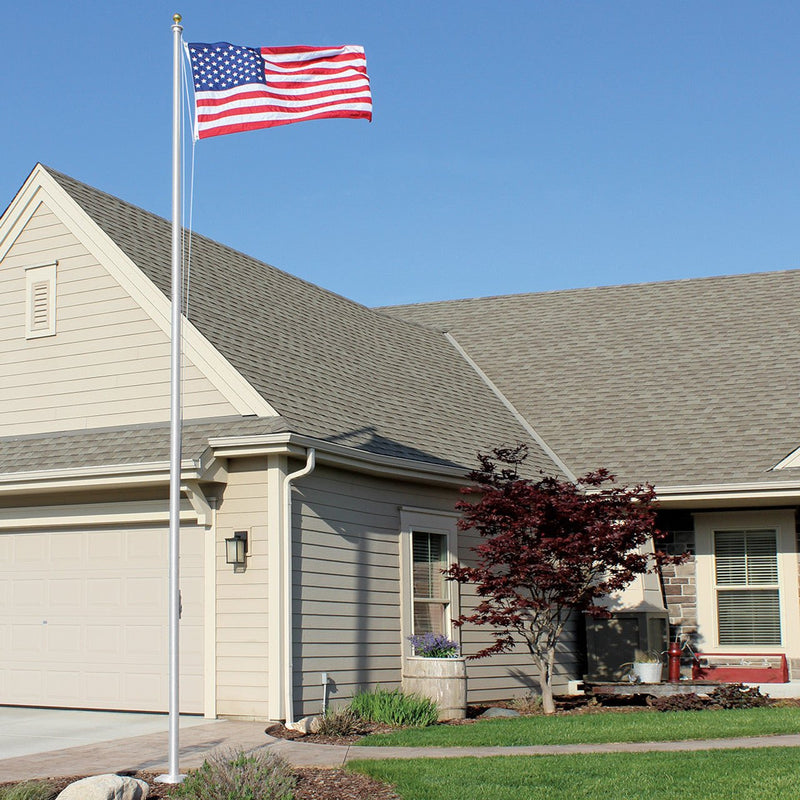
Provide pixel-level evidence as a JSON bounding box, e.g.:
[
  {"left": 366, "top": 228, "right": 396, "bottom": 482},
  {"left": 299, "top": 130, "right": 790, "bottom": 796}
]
[
  {"left": 0, "top": 525, "right": 204, "bottom": 713},
  {"left": 49, "top": 578, "right": 83, "bottom": 606}
]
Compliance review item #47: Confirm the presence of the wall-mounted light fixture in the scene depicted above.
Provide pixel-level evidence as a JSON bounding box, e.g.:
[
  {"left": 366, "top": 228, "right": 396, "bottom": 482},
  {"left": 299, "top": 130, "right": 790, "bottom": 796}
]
[{"left": 225, "top": 530, "right": 248, "bottom": 568}]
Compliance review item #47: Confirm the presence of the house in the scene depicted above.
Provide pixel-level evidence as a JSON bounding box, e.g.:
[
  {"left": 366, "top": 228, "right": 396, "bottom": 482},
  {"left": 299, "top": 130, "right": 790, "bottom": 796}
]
[{"left": 1, "top": 164, "right": 799, "bottom": 721}]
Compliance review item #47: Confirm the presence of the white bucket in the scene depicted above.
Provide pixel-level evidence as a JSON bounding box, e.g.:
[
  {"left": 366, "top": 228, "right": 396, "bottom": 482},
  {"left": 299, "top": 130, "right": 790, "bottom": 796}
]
[{"left": 632, "top": 662, "right": 663, "bottom": 683}]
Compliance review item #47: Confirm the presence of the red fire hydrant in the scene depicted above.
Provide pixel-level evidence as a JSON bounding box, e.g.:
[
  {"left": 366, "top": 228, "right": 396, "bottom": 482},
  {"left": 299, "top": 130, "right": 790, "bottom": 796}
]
[{"left": 668, "top": 641, "right": 682, "bottom": 683}]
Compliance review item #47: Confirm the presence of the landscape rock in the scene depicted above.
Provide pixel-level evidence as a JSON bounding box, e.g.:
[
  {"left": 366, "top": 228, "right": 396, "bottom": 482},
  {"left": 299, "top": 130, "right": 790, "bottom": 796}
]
[
  {"left": 479, "top": 706, "right": 521, "bottom": 718},
  {"left": 285, "top": 715, "right": 322, "bottom": 734},
  {"left": 308, "top": 715, "right": 323, "bottom": 733},
  {"left": 56, "top": 774, "right": 149, "bottom": 800}
]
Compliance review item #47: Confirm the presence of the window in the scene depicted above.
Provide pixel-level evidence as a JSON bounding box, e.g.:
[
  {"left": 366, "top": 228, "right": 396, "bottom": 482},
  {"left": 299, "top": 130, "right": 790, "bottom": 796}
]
[
  {"left": 25, "top": 262, "right": 57, "bottom": 339},
  {"left": 694, "top": 510, "right": 799, "bottom": 654},
  {"left": 715, "top": 529, "right": 781, "bottom": 646},
  {"left": 399, "top": 507, "right": 459, "bottom": 655},
  {"left": 412, "top": 531, "right": 448, "bottom": 634}
]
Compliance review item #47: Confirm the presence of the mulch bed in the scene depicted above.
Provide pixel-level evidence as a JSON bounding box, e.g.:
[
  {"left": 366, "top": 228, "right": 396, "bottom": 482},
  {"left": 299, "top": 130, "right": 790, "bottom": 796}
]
[
  {"left": 265, "top": 721, "right": 396, "bottom": 746},
  {"left": 2, "top": 769, "right": 400, "bottom": 800}
]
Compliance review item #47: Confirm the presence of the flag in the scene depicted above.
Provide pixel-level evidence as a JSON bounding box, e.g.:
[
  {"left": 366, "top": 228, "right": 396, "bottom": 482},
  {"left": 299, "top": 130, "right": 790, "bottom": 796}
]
[{"left": 186, "top": 42, "right": 372, "bottom": 139}]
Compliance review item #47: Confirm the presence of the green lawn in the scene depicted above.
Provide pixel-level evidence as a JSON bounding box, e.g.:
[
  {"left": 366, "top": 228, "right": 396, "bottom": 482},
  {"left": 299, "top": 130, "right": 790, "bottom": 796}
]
[
  {"left": 356, "top": 706, "right": 800, "bottom": 747},
  {"left": 350, "top": 748, "right": 800, "bottom": 800}
]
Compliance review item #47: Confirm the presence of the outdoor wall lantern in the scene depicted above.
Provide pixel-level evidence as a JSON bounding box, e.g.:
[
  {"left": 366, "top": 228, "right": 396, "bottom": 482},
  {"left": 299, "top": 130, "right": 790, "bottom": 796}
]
[{"left": 225, "top": 531, "right": 248, "bottom": 568}]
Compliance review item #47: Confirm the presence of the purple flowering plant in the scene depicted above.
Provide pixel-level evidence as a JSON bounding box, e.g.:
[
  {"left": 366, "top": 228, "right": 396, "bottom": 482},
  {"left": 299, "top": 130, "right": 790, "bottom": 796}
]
[{"left": 408, "top": 632, "right": 460, "bottom": 658}]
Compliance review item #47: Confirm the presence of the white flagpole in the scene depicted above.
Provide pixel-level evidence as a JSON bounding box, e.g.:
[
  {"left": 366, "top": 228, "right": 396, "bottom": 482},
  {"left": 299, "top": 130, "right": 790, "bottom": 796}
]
[{"left": 157, "top": 11, "right": 185, "bottom": 785}]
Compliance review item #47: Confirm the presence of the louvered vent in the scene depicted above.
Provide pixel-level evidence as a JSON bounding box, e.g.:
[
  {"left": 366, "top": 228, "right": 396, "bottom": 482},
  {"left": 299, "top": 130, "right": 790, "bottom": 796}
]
[
  {"left": 30, "top": 281, "right": 50, "bottom": 330},
  {"left": 24, "top": 262, "right": 57, "bottom": 338},
  {"left": 715, "top": 529, "right": 781, "bottom": 646}
]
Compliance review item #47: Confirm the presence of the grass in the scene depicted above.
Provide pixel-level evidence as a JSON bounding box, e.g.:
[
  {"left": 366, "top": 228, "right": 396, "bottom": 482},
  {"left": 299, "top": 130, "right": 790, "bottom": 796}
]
[
  {"left": 356, "top": 705, "right": 800, "bottom": 747},
  {"left": 350, "top": 748, "right": 800, "bottom": 800},
  {"left": 350, "top": 687, "right": 439, "bottom": 727},
  {"left": 0, "top": 782, "right": 57, "bottom": 800}
]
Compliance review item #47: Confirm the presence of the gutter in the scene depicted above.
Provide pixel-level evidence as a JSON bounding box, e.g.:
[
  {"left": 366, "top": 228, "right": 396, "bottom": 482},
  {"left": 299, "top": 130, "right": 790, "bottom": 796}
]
[
  {"left": 283, "top": 448, "right": 316, "bottom": 725},
  {"left": 209, "top": 432, "right": 468, "bottom": 487}
]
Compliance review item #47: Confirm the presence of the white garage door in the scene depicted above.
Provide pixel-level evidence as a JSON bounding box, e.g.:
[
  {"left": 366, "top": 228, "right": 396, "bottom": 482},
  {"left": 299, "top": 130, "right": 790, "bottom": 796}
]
[{"left": 0, "top": 524, "right": 205, "bottom": 713}]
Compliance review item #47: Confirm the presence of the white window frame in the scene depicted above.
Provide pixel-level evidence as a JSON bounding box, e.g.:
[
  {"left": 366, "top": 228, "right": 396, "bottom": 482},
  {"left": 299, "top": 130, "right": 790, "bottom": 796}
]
[
  {"left": 694, "top": 510, "right": 800, "bottom": 657},
  {"left": 399, "top": 507, "right": 460, "bottom": 659},
  {"left": 24, "top": 261, "right": 57, "bottom": 339}
]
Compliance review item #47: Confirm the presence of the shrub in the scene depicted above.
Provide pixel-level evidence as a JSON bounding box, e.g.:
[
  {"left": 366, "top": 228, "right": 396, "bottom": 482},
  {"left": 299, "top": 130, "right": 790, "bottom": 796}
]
[
  {"left": 648, "top": 693, "right": 707, "bottom": 712},
  {"left": 407, "top": 633, "right": 460, "bottom": 658},
  {"left": 350, "top": 687, "right": 439, "bottom": 727},
  {"left": 174, "top": 748, "right": 296, "bottom": 800},
  {"left": 708, "top": 683, "right": 769, "bottom": 709},
  {"left": 316, "top": 706, "right": 361, "bottom": 737},
  {"left": 510, "top": 692, "right": 544, "bottom": 715},
  {"left": 0, "top": 782, "right": 57, "bottom": 800}
]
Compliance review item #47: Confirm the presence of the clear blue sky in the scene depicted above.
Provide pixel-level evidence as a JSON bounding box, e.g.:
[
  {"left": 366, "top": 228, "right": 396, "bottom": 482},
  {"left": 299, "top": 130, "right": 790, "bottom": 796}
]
[{"left": 2, "top": 1, "right": 798, "bottom": 306}]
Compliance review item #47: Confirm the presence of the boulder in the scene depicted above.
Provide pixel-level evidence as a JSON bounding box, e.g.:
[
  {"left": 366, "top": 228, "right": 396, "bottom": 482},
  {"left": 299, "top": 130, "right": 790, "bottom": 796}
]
[
  {"left": 285, "top": 715, "right": 322, "bottom": 734},
  {"left": 56, "top": 774, "right": 148, "bottom": 800},
  {"left": 479, "top": 706, "right": 521, "bottom": 718}
]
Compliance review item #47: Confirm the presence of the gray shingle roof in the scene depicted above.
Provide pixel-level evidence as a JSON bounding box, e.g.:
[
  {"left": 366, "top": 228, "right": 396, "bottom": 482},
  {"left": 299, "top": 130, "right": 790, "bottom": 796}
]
[
  {"left": 381, "top": 272, "right": 800, "bottom": 488},
  {"left": 0, "top": 417, "right": 291, "bottom": 475},
  {"left": 41, "top": 166, "right": 559, "bottom": 476}
]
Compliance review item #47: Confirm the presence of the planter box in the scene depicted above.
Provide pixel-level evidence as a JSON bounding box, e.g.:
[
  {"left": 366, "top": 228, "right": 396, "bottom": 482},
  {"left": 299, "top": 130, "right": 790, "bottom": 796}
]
[
  {"left": 402, "top": 656, "right": 467, "bottom": 720},
  {"left": 632, "top": 662, "right": 663, "bottom": 683}
]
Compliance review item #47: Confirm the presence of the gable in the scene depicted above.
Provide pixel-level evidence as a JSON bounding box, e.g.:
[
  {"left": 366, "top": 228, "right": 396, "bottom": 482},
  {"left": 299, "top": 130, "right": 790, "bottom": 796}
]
[{"left": 0, "top": 200, "right": 247, "bottom": 436}]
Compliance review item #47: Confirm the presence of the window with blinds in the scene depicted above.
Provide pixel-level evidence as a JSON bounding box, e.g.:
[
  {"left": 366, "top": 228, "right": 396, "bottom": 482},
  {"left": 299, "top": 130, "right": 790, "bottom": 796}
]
[
  {"left": 412, "top": 531, "right": 448, "bottom": 634},
  {"left": 714, "top": 529, "right": 781, "bottom": 646}
]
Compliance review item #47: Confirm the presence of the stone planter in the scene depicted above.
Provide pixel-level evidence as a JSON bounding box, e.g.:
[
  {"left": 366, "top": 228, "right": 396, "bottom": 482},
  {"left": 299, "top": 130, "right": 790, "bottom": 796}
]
[{"left": 402, "top": 656, "right": 467, "bottom": 720}]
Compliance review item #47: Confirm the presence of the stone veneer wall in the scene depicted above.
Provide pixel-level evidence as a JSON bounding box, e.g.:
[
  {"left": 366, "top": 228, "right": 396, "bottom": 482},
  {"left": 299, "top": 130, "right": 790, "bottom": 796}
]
[{"left": 656, "top": 512, "right": 697, "bottom": 644}]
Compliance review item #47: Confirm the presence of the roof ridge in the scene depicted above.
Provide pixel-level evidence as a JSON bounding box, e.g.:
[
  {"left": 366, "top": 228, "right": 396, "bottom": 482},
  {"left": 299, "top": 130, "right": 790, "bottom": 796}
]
[{"left": 378, "top": 267, "right": 800, "bottom": 311}]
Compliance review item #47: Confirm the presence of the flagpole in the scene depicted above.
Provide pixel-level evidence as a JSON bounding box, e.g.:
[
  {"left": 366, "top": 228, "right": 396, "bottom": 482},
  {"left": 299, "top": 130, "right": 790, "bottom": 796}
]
[{"left": 157, "top": 11, "right": 185, "bottom": 785}]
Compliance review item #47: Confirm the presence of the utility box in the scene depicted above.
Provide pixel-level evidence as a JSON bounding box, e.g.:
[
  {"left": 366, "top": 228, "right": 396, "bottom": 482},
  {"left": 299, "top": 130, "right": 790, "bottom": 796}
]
[{"left": 584, "top": 609, "right": 669, "bottom": 681}]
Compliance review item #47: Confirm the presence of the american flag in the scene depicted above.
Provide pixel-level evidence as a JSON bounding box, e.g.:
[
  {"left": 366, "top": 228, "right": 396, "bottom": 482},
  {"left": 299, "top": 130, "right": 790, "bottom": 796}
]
[{"left": 186, "top": 42, "right": 372, "bottom": 139}]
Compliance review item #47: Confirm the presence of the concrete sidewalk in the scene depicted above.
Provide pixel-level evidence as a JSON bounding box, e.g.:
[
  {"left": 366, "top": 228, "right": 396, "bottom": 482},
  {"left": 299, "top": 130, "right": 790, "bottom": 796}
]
[{"left": 5, "top": 727, "right": 800, "bottom": 782}]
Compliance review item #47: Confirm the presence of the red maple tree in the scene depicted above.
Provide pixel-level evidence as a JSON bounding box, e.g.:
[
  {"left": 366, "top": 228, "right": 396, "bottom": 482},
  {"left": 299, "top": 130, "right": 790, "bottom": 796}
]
[{"left": 446, "top": 445, "right": 674, "bottom": 714}]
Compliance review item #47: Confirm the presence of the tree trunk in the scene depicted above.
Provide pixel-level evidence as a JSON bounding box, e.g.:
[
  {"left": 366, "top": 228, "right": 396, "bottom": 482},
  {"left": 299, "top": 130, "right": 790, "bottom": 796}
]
[{"left": 535, "top": 652, "right": 556, "bottom": 714}]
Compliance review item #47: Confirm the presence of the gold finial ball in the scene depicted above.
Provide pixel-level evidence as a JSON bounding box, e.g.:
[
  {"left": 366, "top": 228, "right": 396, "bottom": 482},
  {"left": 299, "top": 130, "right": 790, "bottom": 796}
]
[{"left": 173, "top": 13, "right": 182, "bottom": 24}]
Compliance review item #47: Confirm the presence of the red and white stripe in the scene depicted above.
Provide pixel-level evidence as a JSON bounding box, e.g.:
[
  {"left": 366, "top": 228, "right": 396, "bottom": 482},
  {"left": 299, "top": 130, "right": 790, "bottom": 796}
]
[{"left": 194, "top": 45, "right": 372, "bottom": 139}]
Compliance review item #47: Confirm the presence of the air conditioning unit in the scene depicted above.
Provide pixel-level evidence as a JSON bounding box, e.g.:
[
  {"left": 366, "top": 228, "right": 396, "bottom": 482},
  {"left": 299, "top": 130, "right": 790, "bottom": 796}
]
[{"left": 584, "top": 608, "right": 669, "bottom": 682}]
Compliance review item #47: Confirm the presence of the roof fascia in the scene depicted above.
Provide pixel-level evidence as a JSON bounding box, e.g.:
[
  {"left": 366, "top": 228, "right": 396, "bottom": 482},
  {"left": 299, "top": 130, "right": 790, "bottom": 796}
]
[
  {"left": 771, "top": 446, "right": 800, "bottom": 471},
  {"left": 0, "top": 165, "right": 278, "bottom": 419},
  {"left": 655, "top": 480, "right": 800, "bottom": 507},
  {"left": 209, "top": 432, "right": 469, "bottom": 487},
  {"left": 0, "top": 459, "right": 201, "bottom": 496}
]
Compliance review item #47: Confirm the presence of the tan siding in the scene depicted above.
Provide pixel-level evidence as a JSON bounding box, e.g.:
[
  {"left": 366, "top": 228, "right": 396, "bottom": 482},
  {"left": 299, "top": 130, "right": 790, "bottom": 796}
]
[
  {"left": 214, "top": 457, "right": 269, "bottom": 719},
  {"left": 0, "top": 203, "right": 238, "bottom": 436}
]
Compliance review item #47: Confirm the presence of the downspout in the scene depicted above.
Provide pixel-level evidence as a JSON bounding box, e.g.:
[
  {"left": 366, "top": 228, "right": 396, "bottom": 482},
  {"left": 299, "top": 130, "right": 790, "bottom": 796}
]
[{"left": 283, "top": 448, "right": 316, "bottom": 724}]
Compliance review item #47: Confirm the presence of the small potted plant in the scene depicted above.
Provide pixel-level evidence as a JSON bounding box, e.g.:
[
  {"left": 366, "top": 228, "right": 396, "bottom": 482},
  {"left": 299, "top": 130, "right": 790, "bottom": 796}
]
[
  {"left": 630, "top": 649, "right": 664, "bottom": 683},
  {"left": 402, "top": 633, "right": 467, "bottom": 720}
]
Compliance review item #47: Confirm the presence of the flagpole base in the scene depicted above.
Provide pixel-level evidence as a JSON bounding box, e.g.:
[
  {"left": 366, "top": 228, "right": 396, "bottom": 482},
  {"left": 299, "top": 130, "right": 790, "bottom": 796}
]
[{"left": 155, "top": 773, "right": 186, "bottom": 784}]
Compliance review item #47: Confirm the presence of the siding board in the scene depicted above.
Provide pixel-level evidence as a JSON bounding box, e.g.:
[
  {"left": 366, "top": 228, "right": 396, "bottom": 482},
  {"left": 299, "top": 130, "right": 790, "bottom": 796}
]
[{"left": 0, "top": 202, "right": 238, "bottom": 436}]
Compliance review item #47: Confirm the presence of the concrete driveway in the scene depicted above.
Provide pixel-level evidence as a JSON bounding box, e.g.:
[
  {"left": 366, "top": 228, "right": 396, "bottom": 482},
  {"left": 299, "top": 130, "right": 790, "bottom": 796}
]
[{"left": 0, "top": 706, "right": 214, "bottom": 760}]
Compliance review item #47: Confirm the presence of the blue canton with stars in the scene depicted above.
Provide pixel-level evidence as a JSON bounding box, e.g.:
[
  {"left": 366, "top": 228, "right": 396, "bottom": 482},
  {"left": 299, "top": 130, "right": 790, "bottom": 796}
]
[{"left": 187, "top": 42, "right": 267, "bottom": 91}]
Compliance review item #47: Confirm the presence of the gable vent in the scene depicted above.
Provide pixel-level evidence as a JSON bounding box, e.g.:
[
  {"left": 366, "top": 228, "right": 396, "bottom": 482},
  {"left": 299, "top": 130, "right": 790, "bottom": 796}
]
[
  {"left": 31, "top": 281, "right": 50, "bottom": 330},
  {"left": 25, "top": 262, "right": 57, "bottom": 339}
]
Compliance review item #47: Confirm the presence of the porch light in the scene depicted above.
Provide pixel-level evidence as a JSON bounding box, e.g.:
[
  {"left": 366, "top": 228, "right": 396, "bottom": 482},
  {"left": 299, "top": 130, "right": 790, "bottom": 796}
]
[{"left": 225, "top": 531, "right": 248, "bottom": 567}]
